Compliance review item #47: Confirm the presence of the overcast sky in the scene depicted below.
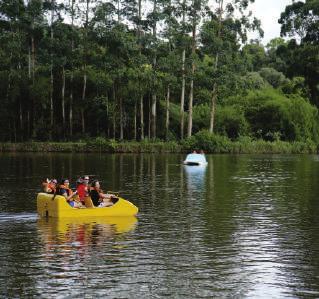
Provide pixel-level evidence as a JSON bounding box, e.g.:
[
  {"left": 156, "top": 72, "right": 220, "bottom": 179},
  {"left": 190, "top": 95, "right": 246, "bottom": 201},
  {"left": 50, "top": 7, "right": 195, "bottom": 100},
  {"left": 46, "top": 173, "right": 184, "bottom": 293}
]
[{"left": 248, "top": 0, "right": 294, "bottom": 45}]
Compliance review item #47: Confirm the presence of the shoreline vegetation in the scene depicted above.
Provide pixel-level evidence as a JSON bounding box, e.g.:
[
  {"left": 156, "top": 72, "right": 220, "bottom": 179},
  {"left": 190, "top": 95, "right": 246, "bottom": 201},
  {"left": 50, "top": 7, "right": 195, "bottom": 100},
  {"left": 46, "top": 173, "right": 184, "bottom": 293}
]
[{"left": 0, "top": 133, "right": 317, "bottom": 154}]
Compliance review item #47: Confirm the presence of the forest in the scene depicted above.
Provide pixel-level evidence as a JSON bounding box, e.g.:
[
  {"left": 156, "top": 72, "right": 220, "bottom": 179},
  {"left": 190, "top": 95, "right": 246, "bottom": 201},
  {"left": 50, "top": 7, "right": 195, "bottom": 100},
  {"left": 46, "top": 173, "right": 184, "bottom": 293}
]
[{"left": 0, "top": 0, "right": 318, "bottom": 147}]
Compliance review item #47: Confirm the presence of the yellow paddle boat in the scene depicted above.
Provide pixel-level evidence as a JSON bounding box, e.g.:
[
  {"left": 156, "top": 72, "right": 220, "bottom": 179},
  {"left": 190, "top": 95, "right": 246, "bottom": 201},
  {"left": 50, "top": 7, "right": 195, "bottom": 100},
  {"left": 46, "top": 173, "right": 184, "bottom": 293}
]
[{"left": 37, "top": 192, "right": 139, "bottom": 218}]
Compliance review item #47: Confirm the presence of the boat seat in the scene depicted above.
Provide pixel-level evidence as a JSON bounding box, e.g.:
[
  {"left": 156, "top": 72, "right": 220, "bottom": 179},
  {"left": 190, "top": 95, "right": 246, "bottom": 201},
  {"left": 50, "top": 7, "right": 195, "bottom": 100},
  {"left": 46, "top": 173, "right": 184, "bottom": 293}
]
[{"left": 84, "top": 196, "right": 95, "bottom": 208}]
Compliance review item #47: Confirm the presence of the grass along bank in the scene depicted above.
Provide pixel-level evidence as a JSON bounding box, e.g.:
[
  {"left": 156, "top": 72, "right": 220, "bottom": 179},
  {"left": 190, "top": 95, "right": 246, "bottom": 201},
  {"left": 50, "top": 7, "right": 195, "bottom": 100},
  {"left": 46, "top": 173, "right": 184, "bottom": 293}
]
[{"left": 0, "top": 134, "right": 317, "bottom": 154}]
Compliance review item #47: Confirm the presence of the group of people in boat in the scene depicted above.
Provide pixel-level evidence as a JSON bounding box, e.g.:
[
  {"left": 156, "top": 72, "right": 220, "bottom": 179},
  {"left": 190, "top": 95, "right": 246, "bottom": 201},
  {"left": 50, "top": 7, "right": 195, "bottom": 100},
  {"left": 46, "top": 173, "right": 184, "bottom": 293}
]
[
  {"left": 42, "top": 176, "right": 117, "bottom": 208},
  {"left": 192, "top": 150, "right": 205, "bottom": 155}
]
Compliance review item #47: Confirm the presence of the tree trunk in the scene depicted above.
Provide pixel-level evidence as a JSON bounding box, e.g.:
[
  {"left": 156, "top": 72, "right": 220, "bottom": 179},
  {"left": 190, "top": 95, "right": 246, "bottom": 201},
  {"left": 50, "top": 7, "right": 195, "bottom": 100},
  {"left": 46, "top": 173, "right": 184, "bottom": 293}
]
[
  {"left": 31, "top": 34, "right": 35, "bottom": 138},
  {"left": 117, "top": 0, "right": 120, "bottom": 23},
  {"left": 49, "top": 0, "right": 54, "bottom": 139},
  {"left": 27, "top": 111, "right": 30, "bottom": 139},
  {"left": 50, "top": 67, "right": 53, "bottom": 138},
  {"left": 187, "top": 8, "right": 196, "bottom": 138},
  {"left": 138, "top": 0, "right": 144, "bottom": 141},
  {"left": 69, "top": 73, "right": 73, "bottom": 137},
  {"left": 61, "top": 66, "right": 66, "bottom": 133},
  {"left": 19, "top": 100, "right": 23, "bottom": 132},
  {"left": 119, "top": 97, "right": 123, "bottom": 140},
  {"left": 209, "top": 0, "right": 223, "bottom": 133},
  {"left": 151, "top": 94, "right": 156, "bottom": 139},
  {"left": 134, "top": 103, "right": 137, "bottom": 140},
  {"left": 113, "top": 86, "right": 116, "bottom": 139},
  {"left": 113, "top": 114, "right": 116, "bottom": 139},
  {"left": 166, "top": 85, "right": 170, "bottom": 140},
  {"left": 106, "top": 92, "right": 109, "bottom": 138},
  {"left": 187, "top": 73, "right": 194, "bottom": 137},
  {"left": 17, "top": 56, "right": 23, "bottom": 140},
  {"left": 13, "top": 118, "right": 17, "bottom": 143},
  {"left": 210, "top": 83, "right": 217, "bottom": 133},
  {"left": 28, "top": 46, "right": 31, "bottom": 79},
  {"left": 81, "top": 73, "right": 87, "bottom": 134},
  {"left": 81, "top": 107, "right": 85, "bottom": 134},
  {"left": 151, "top": 0, "right": 157, "bottom": 140},
  {"left": 180, "top": 49, "right": 186, "bottom": 139},
  {"left": 69, "top": 0, "right": 75, "bottom": 138},
  {"left": 180, "top": 0, "right": 186, "bottom": 140},
  {"left": 140, "top": 94, "right": 144, "bottom": 140},
  {"left": 31, "top": 35, "right": 35, "bottom": 83},
  {"left": 148, "top": 94, "right": 151, "bottom": 139},
  {"left": 138, "top": 0, "right": 142, "bottom": 53},
  {"left": 81, "top": 0, "right": 89, "bottom": 135},
  {"left": 7, "top": 58, "right": 13, "bottom": 140}
]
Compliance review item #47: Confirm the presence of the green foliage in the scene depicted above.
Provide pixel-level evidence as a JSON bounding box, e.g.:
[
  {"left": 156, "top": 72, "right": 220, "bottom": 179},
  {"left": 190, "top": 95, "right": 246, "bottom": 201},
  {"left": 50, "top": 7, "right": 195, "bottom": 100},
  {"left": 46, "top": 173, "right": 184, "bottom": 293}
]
[
  {"left": 215, "top": 106, "right": 249, "bottom": 139},
  {"left": 182, "top": 130, "right": 232, "bottom": 153},
  {"left": 181, "top": 130, "right": 317, "bottom": 154},
  {"left": 0, "top": 0, "right": 318, "bottom": 149},
  {"left": 241, "top": 72, "right": 268, "bottom": 90},
  {"left": 242, "top": 43, "right": 267, "bottom": 72},
  {"left": 281, "top": 76, "right": 310, "bottom": 98},
  {"left": 244, "top": 89, "right": 319, "bottom": 142},
  {"left": 192, "top": 104, "right": 248, "bottom": 140},
  {"left": 259, "top": 67, "right": 289, "bottom": 88},
  {"left": 0, "top": 137, "right": 317, "bottom": 154}
]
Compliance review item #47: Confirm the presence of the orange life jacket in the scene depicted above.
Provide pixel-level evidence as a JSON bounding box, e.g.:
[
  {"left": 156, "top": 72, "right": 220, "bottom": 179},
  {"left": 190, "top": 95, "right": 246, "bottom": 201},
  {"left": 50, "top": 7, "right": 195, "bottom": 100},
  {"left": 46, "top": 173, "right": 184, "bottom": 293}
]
[
  {"left": 59, "top": 185, "right": 73, "bottom": 197},
  {"left": 42, "top": 181, "right": 55, "bottom": 194},
  {"left": 48, "top": 182, "right": 56, "bottom": 193}
]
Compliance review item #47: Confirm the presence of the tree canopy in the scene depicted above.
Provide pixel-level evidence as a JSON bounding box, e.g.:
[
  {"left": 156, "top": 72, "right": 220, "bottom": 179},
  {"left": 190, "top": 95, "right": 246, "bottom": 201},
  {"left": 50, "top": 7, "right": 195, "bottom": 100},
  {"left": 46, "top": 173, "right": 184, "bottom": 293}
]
[{"left": 0, "top": 0, "right": 318, "bottom": 143}]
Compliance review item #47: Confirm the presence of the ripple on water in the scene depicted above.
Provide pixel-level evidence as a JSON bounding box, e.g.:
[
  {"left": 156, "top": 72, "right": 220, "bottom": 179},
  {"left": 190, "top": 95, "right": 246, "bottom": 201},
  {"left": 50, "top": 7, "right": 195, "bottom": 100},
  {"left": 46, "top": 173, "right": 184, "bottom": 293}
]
[{"left": 1, "top": 154, "right": 319, "bottom": 298}]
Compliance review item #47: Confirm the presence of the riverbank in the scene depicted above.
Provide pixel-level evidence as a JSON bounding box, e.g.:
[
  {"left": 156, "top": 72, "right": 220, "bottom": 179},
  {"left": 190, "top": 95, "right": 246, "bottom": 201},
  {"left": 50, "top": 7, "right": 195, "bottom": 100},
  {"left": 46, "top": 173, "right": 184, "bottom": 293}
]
[
  {"left": 0, "top": 140, "right": 182, "bottom": 153},
  {"left": 0, "top": 137, "right": 317, "bottom": 154}
]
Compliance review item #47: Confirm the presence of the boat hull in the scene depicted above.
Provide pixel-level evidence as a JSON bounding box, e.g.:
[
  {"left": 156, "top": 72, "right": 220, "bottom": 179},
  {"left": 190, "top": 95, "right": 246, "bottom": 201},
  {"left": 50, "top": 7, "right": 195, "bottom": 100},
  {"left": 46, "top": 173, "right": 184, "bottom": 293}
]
[
  {"left": 183, "top": 153, "right": 208, "bottom": 166},
  {"left": 37, "top": 193, "right": 138, "bottom": 218},
  {"left": 183, "top": 161, "right": 207, "bottom": 166}
]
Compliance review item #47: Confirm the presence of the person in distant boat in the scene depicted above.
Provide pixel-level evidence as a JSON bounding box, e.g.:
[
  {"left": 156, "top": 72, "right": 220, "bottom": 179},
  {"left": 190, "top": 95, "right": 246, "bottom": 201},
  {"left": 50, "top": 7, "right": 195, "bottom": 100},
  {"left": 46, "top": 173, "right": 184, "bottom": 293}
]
[
  {"left": 200, "top": 150, "right": 205, "bottom": 155},
  {"left": 42, "top": 178, "right": 57, "bottom": 194},
  {"left": 76, "top": 175, "right": 90, "bottom": 205},
  {"left": 192, "top": 150, "right": 197, "bottom": 154},
  {"left": 89, "top": 180, "right": 116, "bottom": 207},
  {"left": 55, "top": 179, "right": 82, "bottom": 208}
]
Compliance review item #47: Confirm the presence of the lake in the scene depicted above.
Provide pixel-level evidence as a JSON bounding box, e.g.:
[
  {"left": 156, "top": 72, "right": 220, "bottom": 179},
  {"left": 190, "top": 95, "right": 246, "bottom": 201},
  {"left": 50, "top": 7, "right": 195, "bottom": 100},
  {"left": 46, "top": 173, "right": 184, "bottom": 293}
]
[{"left": 1, "top": 153, "right": 319, "bottom": 298}]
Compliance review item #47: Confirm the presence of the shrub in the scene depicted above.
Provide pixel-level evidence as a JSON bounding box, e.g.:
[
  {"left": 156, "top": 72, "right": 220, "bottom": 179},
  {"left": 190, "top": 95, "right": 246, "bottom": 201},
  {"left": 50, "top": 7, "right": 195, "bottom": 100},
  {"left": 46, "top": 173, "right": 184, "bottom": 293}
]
[
  {"left": 215, "top": 106, "right": 249, "bottom": 139},
  {"left": 192, "top": 104, "right": 248, "bottom": 139},
  {"left": 259, "top": 67, "right": 289, "bottom": 88},
  {"left": 182, "top": 130, "right": 232, "bottom": 153},
  {"left": 241, "top": 72, "right": 268, "bottom": 90},
  {"left": 244, "top": 89, "right": 319, "bottom": 143}
]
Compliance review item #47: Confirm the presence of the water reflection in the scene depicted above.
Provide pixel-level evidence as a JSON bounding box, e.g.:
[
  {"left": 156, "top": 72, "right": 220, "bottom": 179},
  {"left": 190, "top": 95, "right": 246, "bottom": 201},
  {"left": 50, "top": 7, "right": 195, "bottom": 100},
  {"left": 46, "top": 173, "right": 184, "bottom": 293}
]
[
  {"left": 2, "top": 153, "right": 319, "bottom": 297},
  {"left": 184, "top": 165, "right": 207, "bottom": 192},
  {"left": 37, "top": 217, "right": 137, "bottom": 256}
]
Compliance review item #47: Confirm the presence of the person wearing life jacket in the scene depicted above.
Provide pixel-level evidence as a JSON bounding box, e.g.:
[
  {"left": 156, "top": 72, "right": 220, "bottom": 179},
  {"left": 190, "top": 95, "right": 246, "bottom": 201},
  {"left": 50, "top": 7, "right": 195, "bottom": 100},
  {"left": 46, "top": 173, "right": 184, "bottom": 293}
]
[
  {"left": 89, "top": 180, "right": 116, "bottom": 207},
  {"left": 42, "top": 178, "right": 57, "bottom": 194},
  {"left": 55, "top": 178, "right": 81, "bottom": 208},
  {"left": 76, "top": 175, "right": 90, "bottom": 205}
]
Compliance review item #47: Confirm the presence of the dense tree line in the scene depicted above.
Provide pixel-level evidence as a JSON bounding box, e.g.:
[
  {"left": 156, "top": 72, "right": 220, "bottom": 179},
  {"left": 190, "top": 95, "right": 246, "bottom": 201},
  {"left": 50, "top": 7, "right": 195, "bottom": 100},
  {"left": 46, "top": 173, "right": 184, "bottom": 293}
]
[{"left": 0, "top": 0, "right": 318, "bottom": 143}]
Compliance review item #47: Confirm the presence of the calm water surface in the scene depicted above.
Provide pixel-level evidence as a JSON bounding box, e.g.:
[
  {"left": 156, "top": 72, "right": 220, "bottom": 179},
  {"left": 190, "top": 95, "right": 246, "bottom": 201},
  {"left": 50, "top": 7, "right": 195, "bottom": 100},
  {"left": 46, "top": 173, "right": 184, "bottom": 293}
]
[{"left": 1, "top": 153, "right": 319, "bottom": 298}]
